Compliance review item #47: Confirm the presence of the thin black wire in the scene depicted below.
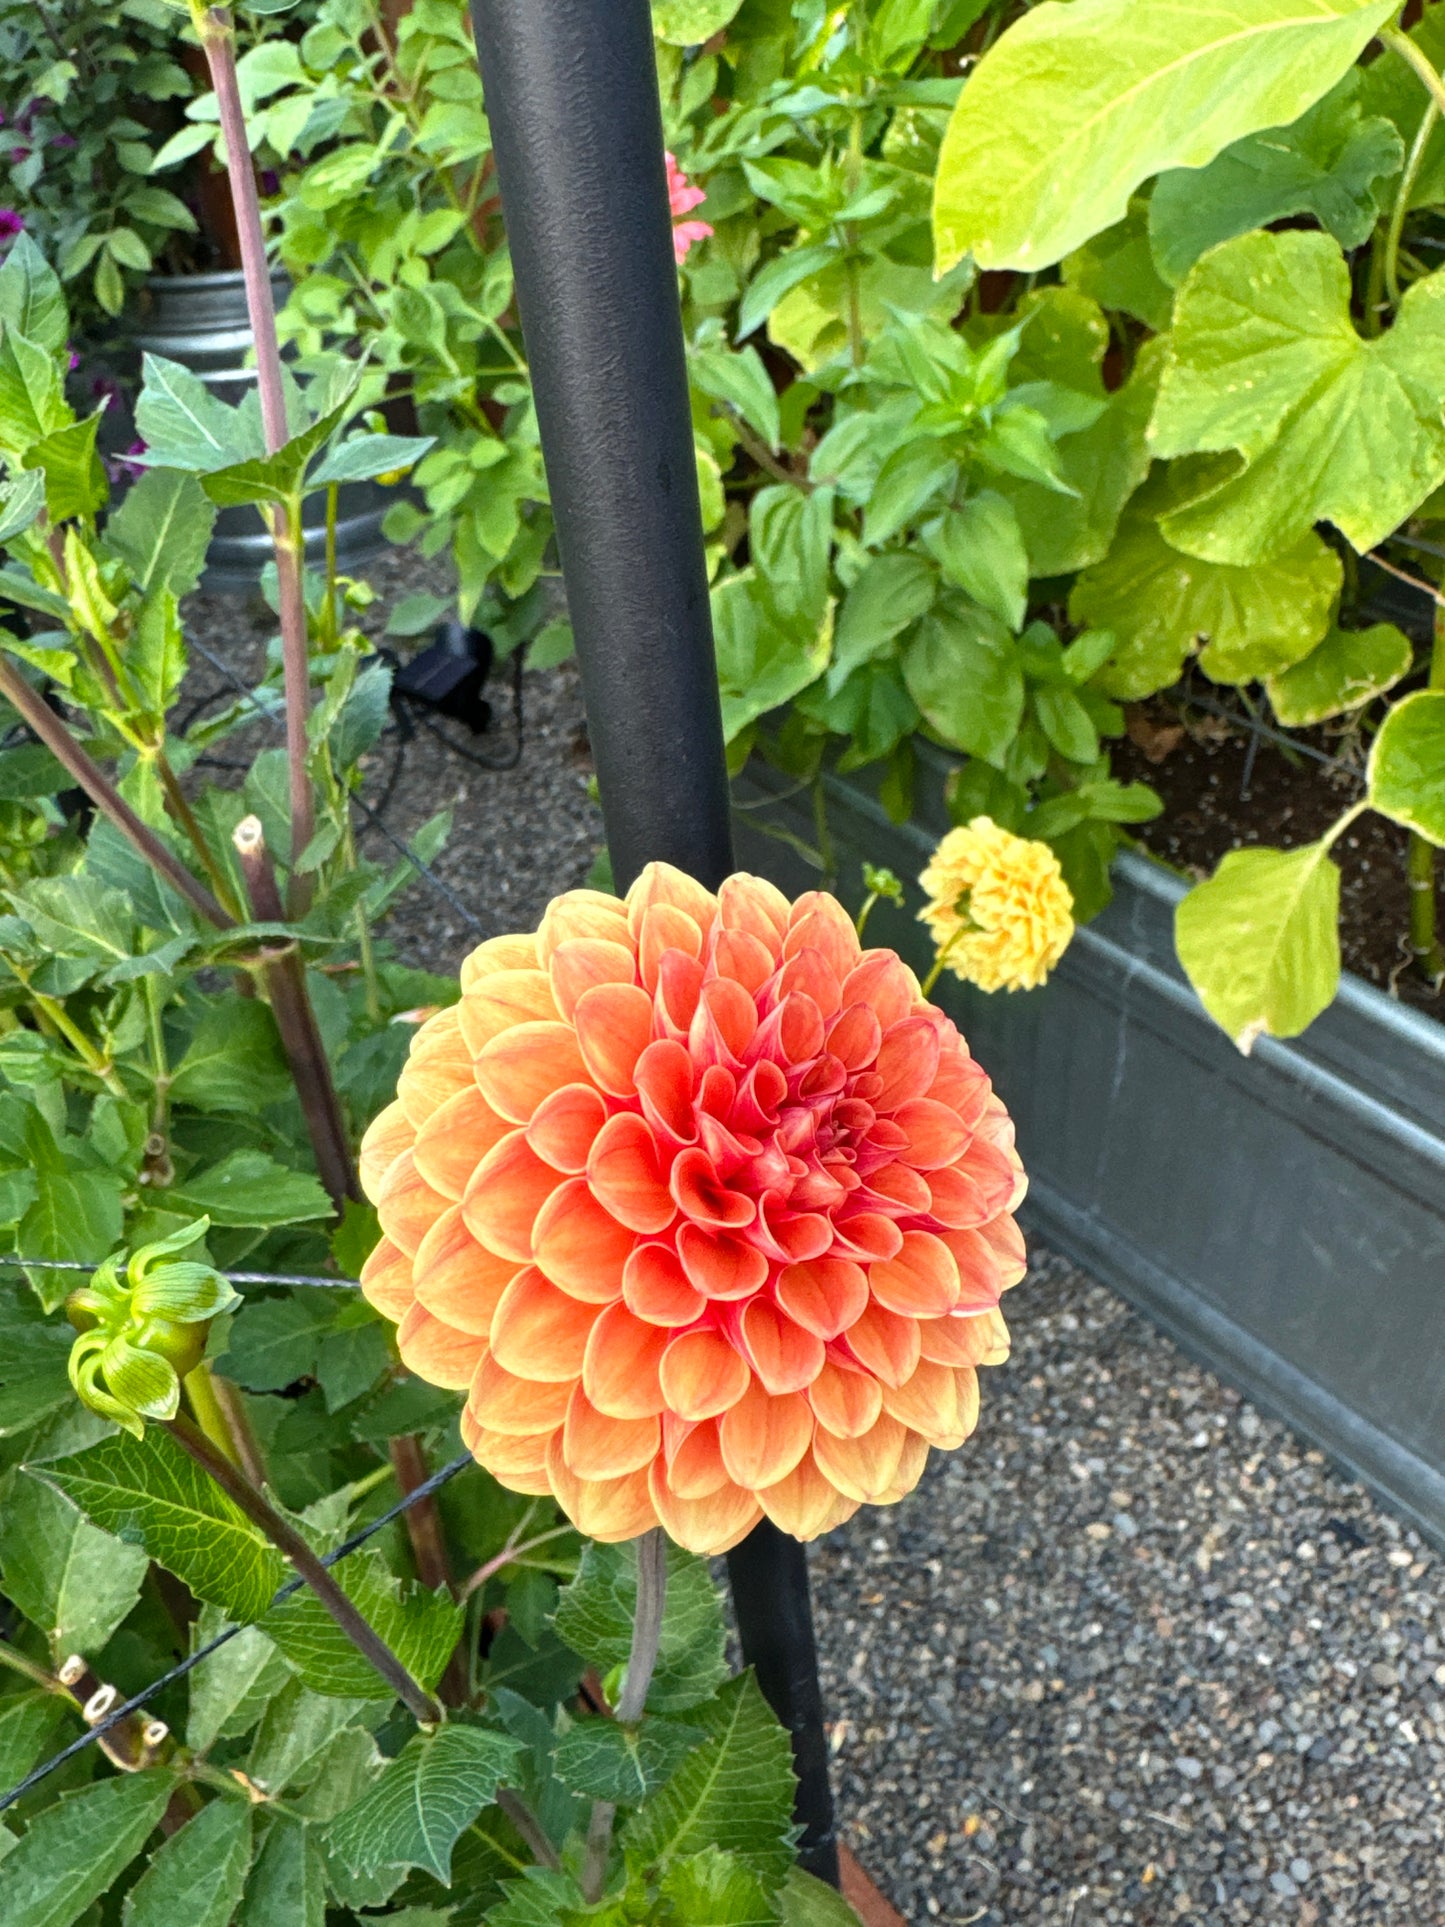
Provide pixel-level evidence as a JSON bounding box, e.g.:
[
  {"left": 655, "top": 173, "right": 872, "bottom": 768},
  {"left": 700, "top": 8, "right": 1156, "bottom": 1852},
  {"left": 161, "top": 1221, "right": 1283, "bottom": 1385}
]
[
  {"left": 0, "top": 1257, "right": 360, "bottom": 1289},
  {"left": 0, "top": 1450, "right": 473, "bottom": 1813},
  {"left": 1173, "top": 678, "right": 1365, "bottom": 783}
]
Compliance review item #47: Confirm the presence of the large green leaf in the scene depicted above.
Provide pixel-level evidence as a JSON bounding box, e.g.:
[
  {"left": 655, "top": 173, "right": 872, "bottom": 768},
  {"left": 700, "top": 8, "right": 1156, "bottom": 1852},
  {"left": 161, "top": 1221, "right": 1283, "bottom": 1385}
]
[
  {"left": 106, "top": 469, "right": 217, "bottom": 599},
  {"left": 0, "top": 1469, "right": 149, "bottom": 1658},
  {"left": 236, "top": 1815, "right": 325, "bottom": 1927},
  {"left": 659, "top": 1847, "right": 779, "bottom": 1926},
  {"left": 1148, "top": 75, "right": 1403, "bottom": 286},
  {"left": 168, "top": 1001, "right": 292, "bottom": 1115},
  {"left": 925, "top": 492, "right": 1028, "bottom": 632},
  {"left": 712, "top": 570, "right": 833, "bottom": 742},
  {"left": 829, "top": 552, "right": 936, "bottom": 692},
  {"left": 1151, "top": 233, "right": 1445, "bottom": 562},
  {"left": 1175, "top": 841, "right": 1341, "bottom": 1050},
  {"left": 134, "top": 355, "right": 254, "bottom": 472},
  {"left": 0, "top": 1693, "right": 67, "bottom": 1794},
  {"left": 780, "top": 1866, "right": 866, "bottom": 1926},
  {"left": 18, "top": 1109, "right": 125, "bottom": 1311},
  {"left": 187, "top": 1607, "right": 294, "bottom": 1753},
  {"left": 653, "top": 0, "right": 744, "bottom": 44},
  {"left": 1266, "top": 621, "right": 1412, "bottom": 726},
  {"left": 121, "top": 1797, "right": 253, "bottom": 1927},
  {"left": 1358, "top": 6, "right": 1445, "bottom": 211},
  {"left": 325, "top": 1724, "right": 521, "bottom": 1884},
  {"left": 553, "top": 1715, "right": 706, "bottom": 1807},
  {"left": 1062, "top": 202, "right": 1174, "bottom": 332},
  {"left": 1069, "top": 494, "right": 1341, "bottom": 697},
  {"left": 0, "top": 235, "right": 68, "bottom": 355},
  {"left": 167, "top": 1150, "right": 333, "bottom": 1228},
  {"left": 622, "top": 1672, "right": 796, "bottom": 1889},
  {"left": 551, "top": 1541, "right": 728, "bottom": 1715},
  {"left": 1366, "top": 688, "right": 1445, "bottom": 846},
  {"left": 900, "top": 598, "right": 1023, "bottom": 765},
  {"left": 0, "top": 1283, "right": 73, "bottom": 1436},
  {"left": 25, "top": 414, "right": 107, "bottom": 525},
  {"left": 0, "top": 1769, "right": 176, "bottom": 1927},
  {"left": 0, "top": 329, "right": 69, "bottom": 461},
  {"left": 39, "top": 1427, "right": 286, "bottom": 1621},
  {"left": 932, "top": 0, "right": 1398, "bottom": 272},
  {"left": 246, "top": 1681, "right": 382, "bottom": 1797},
  {"left": 261, "top": 1547, "right": 461, "bottom": 1699}
]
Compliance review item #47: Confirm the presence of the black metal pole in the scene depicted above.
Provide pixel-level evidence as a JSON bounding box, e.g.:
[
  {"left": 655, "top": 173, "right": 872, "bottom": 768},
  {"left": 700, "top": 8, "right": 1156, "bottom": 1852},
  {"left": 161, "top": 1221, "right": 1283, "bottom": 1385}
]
[{"left": 467, "top": 0, "right": 838, "bottom": 1886}]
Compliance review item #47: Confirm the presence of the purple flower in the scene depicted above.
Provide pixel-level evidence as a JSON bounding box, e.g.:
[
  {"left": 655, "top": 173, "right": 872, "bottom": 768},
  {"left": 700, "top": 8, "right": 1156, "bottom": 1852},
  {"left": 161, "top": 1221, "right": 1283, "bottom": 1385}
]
[
  {"left": 0, "top": 210, "right": 23, "bottom": 241},
  {"left": 106, "top": 439, "right": 148, "bottom": 485},
  {"left": 68, "top": 348, "right": 79, "bottom": 371},
  {"left": 50, "top": 133, "right": 76, "bottom": 150}
]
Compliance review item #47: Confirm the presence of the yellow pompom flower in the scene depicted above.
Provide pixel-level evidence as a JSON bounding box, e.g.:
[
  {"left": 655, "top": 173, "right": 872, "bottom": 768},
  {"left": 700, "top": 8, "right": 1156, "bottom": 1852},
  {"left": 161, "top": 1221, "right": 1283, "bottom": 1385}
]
[{"left": 918, "top": 817, "right": 1074, "bottom": 994}]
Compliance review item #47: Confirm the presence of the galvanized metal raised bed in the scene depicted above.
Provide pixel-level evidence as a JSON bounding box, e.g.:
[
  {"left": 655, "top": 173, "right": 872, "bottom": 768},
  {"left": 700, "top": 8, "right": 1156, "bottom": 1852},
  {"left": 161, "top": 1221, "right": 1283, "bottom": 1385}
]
[{"left": 735, "top": 756, "right": 1445, "bottom": 1546}]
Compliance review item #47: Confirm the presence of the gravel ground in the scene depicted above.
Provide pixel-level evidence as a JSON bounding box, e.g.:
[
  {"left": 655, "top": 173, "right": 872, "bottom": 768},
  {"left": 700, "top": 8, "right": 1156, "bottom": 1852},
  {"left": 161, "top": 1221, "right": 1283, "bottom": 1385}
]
[
  {"left": 190, "top": 567, "right": 1444, "bottom": 1927},
  {"left": 814, "top": 1253, "right": 1444, "bottom": 1927}
]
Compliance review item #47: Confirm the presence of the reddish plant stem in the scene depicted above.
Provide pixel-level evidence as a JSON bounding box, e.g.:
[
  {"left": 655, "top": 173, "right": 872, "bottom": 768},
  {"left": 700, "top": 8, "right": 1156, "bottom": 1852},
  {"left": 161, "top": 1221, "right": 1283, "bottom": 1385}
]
[
  {"left": 389, "top": 1433, "right": 470, "bottom": 1707},
  {"left": 0, "top": 657, "right": 231, "bottom": 929},
  {"left": 195, "top": 6, "right": 316, "bottom": 885},
  {"left": 234, "top": 816, "right": 359, "bottom": 1207}
]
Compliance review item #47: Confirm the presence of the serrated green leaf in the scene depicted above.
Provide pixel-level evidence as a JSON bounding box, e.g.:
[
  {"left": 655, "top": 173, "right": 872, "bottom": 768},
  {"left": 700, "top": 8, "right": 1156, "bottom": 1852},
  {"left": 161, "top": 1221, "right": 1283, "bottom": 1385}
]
[
  {"left": 1266, "top": 621, "right": 1413, "bottom": 726},
  {"left": 691, "top": 346, "right": 782, "bottom": 454},
  {"left": 10, "top": 876, "right": 133, "bottom": 962},
  {"left": 657, "top": 1847, "right": 780, "bottom": 1924},
  {"left": 236, "top": 1814, "right": 325, "bottom": 1927},
  {"left": 38, "top": 1427, "right": 286, "bottom": 1621},
  {"left": 106, "top": 469, "right": 216, "bottom": 598},
  {"left": 1069, "top": 494, "right": 1341, "bottom": 698},
  {"left": 654, "top": 0, "right": 744, "bottom": 44},
  {"left": 187, "top": 1606, "right": 293, "bottom": 1753},
  {"left": 167, "top": 1150, "right": 333, "bottom": 1228},
  {"left": 0, "top": 1280, "right": 73, "bottom": 1435},
  {"left": 553, "top": 1714, "right": 706, "bottom": 1806},
  {"left": 326, "top": 1724, "right": 522, "bottom": 1883},
  {"left": 134, "top": 354, "right": 253, "bottom": 473},
  {"left": 246, "top": 1681, "right": 382, "bottom": 1796},
  {"left": 262, "top": 1547, "right": 461, "bottom": 1699},
  {"left": 24, "top": 414, "right": 106, "bottom": 524},
  {"left": 169, "top": 1000, "right": 292, "bottom": 1115},
  {"left": 0, "top": 1468, "right": 149, "bottom": 1659},
  {"left": 0, "top": 329, "right": 69, "bottom": 457},
  {"left": 0, "top": 1769, "right": 176, "bottom": 1927},
  {"left": 214, "top": 1290, "right": 335, "bottom": 1392},
  {"left": 1151, "top": 233, "right": 1445, "bottom": 563},
  {"left": 308, "top": 434, "right": 434, "bottom": 488},
  {"left": 779, "top": 1865, "right": 865, "bottom": 1926},
  {"left": 829, "top": 552, "right": 936, "bottom": 694},
  {"left": 713, "top": 571, "right": 833, "bottom": 743},
  {"left": 900, "top": 598, "right": 1023, "bottom": 766},
  {"left": 489, "top": 1867, "right": 591, "bottom": 1927},
  {"left": 121, "top": 1796, "right": 253, "bottom": 1927},
  {"left": 1366, "top": 688, "right": 1445, "bottom": 846},
  {"left": 1148, "top": 76, "right": 1403, "bottom": 286},
  {"left": 18, "top": 1110, "right": 125, "bottom": 1311},
  {"left": 552, "top": 1541, "right": 728, "bottom": 1715},
  {"left": 622, "top": 1672, "right": 796, "bottom": 1888},
  {"left": 1175, "top": 841, "right": 1341, "bottom": 1050},
  {"left": 0, "top": 1693, "right": 67, "bottom": 1792},
  {"left": 0, "top": 469, "right": 46, "bottom": 543},
  {"left": 932, "top": 0, "right": 1400, "bottom": 273}
]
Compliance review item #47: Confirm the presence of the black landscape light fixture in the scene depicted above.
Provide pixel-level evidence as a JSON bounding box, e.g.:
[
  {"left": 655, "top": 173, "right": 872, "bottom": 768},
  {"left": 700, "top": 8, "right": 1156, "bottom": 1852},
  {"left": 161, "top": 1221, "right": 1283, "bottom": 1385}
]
[{"left": 467, "top": 0, "right": 840, "bottom": 1885}]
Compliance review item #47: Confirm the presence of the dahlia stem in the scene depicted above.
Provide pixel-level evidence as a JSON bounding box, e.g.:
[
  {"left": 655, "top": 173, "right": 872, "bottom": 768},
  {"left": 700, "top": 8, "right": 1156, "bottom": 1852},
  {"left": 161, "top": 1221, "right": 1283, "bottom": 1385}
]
[
  {"left": 164, "top": 1413, "right": 442, "bottom": 1725},
  {"left": 388, "top": 1433, "right": 471, "bottom": 1707},
  {"left": 579, "top": 1529, "right": 668, "bottom": 1903}
]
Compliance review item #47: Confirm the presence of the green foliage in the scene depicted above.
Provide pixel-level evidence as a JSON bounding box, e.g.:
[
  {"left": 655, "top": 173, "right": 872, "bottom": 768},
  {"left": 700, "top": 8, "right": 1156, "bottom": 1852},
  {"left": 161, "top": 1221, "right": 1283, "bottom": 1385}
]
[
  {"left": 0, "top": 1769, "right": 177, "bottom": 1927},
  {"left": 552, "top": 1541, "right": 729, "bottom": 1715},
  {"left": 121, "top": 1797, "right": 254, "bottom": 1927},
  {"left": 325, "top": 1724, "right": 522, "bottom": 1883},
  {"left": 1368, "top": 690, "right": 1445, "bottom": 846}
]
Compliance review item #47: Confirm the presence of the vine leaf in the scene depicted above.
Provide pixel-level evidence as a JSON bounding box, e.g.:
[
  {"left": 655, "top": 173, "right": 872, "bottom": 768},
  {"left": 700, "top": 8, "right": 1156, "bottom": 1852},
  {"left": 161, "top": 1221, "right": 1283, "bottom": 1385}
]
[
  {"left": 1366, "top": 689, "right": 1445, "bottom": 846},
  {"left": 1266, "top": 622, "right": 1412, "bottom": 727},
  {"left": 932, "top": 0, "right": 1398, "bottom": 272}
]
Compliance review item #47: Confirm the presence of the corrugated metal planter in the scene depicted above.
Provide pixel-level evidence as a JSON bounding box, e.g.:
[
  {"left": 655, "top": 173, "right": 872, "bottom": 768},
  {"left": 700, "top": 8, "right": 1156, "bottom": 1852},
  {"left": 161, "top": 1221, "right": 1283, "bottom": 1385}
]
[
  {"left": 735, "top": 754, "right": 1445, "bottom": 1546},
  {"left": 130, "top": 270, "right": 391, "bottom": 590}
]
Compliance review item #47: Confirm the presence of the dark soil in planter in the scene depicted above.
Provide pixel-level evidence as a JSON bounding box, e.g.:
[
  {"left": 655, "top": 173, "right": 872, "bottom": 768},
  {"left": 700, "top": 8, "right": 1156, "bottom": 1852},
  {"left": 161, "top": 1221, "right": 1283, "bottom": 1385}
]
[{"left": 1113, "top": 690, "right": 1445, "bottom": 1021}]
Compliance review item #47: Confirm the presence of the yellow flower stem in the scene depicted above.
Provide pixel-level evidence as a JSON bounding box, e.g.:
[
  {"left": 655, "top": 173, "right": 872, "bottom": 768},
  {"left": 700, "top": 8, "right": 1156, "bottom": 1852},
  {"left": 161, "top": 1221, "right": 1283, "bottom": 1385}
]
[
  {"left": 920, "top": 925, "right": 965, "bottom": 998},
  {"left": 1382, "top": 27, "right": 1445, "bottom": 121},
  {"left": 1384, "top": 96, "right": 1438, "bottom": 305},
  {"left": 853, "top": 889, "right": 880, "bottom": 941}
]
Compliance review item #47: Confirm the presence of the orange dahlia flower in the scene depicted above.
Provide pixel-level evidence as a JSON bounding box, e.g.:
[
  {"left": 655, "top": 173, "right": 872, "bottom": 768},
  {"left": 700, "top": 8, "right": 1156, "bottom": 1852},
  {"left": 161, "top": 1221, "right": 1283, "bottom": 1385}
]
[{"left": 359, "top": 864, "right": 1026, "bottom": 1557}]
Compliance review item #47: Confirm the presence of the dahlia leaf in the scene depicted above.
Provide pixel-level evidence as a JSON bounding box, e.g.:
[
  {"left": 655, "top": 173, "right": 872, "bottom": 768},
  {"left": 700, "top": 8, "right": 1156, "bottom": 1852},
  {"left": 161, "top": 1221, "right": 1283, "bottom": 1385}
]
[
  {"left": 325, "top": 1724, "right": 522, "bottom": 1885},
  {"left": 553, "top": 1714, "right": 706, "bottom": 1807},
  {"left": 235, "top": 1815, "right": 325, "bottom": 1927},
  {"left": 186, "top": 1606, "right": 294, "bottom": 1753},
  {"left": 0, "top": 1770, "right": 177, "bottom": 1927},
  {"left": 37, "top": 1427, "right": 285, "bottom": 1621},
  {"left": 779, "top": 1865, "right": 867, "bottom": 1926},
  {"left": 659, "top": 1846, "right": 779, "bottom": 1926},
  {"left": 1175, "top": 841, "right": 1341, "bottom": 1053},
  {"left": 1366, "top": 690, "right": 1445, "bottom": 848},
  {"left": 1266, "top": 622, "right": 1412, "bottom": 729},
  {"left": 246, "top": 1681, "right": 382, "bottom": 1798},
  {"left": 166, "top": 1149, "right": 333, "bottom": 1228},
  {"left": 621, "top": 1672, "right": 797, "bottom": 1889},
  {"left": 120, "top": 1794, "right": 253, "bottom": 1927},
  {"left": 552, "top": 1541, "right": 728, "bottom": 1714},
  {"left": 1151, "top": 234, "right": 1445, "bottom": 564},
  {"left": 932, "top": 0, "right": 1399, "bottom": 273},
  {"left": 262, "top": 1546, "right": 461, "bottom": 1699},
  {"left": 0, "top": 1467, "right": 148, "bottom": 1657}
]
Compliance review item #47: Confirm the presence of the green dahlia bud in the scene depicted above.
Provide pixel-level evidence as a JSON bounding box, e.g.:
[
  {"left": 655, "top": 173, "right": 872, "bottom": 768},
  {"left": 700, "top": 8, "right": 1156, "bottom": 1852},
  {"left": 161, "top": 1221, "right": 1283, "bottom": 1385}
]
[{"left": 66, "top": 1218, "right": 240, "bottom": 1437}]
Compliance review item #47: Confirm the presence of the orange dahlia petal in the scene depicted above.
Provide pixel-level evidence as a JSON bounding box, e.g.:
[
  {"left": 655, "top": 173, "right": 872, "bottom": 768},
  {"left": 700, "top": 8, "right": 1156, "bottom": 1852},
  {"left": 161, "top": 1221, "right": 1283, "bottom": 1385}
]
[
  {"left": 880, "top": 1358, "right": 977, "bottom": 1447},
  {"left": 476, "top": 1021, "right": 590, "bottom": 1125},
  {"left": 893, "top": 1097, "right": 971, "bottom": 1170},
  {"left": 462, "top": 1132, "right": 562, "bottom": 1264},
  {"left": 638, "top": 902, "right": 704, "bottom": 993},
  {"left": 689, "top": 976, "right": 758, "bottom": 1065},
  {"left": 775, "top": 1257, "right": 868, "bottom": 1341},
  {"left": 586, "top": 1113, "right": 676, "bottom": 1234},
  {"left": 634, "top": 1037, "right": 696, "bottom": 1143},
  {"left": 925, "top": 1164, "right": 997, "bottom": 1230},
  {"left": 458, "top": 969, "right": 559, "bottom": 1057},
  {"left": 647, "top": 1459, "right": 761, "bottom": 1556},
  {"left": 978, "top": 1209, "right": 1028, "bottom": 1288},
  {"left": 842, "top": 951, "right": 916, "bottom": 1029},
  {"left": 359, "top": 1099, "right": 414, "bottom": 1202},
  {"left": 625, "top": 861, "right": 718, "bottom": 941},
  {"left": 807, "top": 1359, "right": 884, "bottom": 1439},
  {"left": 563, "top": 1384, "right": 661, "bottom": 1480},
  {"left": 469, "top": 1423, "right": 556, "bottom": 1496},
  {"left": 659, "top": 1327, "right": 751, "bottom": 1421},
  {"left": 664, "top": 1416, "right": 730, "bottom": 1498},
  {"left": 717, "top": 873, "right": 789, "bottom": 952},
  {"left": 711, "top": 927, "right": 775, "bottom": 995},
  {"left": 978, "top": 1309, "right": 1011, "bottom": 1363},
  {"left": 537, "top": 889, "right": 633, "bottom": 964},
  {"left": 824, "top": 1003, "right": 881, "bottom": 1072},
  {"left": 376, "top": 1151, "right": 450, "bottom": 1259},
  {"left": 572, "top": 982, "right": 655, "bottom": 1095},
  {"left": 548, "top": 936, "right": 638, "bottom": 1021},
  {"left": 928, "top": 1049, "right": 992, "bottom": 1127},
  {"left": 828, "top": 1211, "right": 903, "bottom": 1262},
  {"left": 670, "top": 1149, "right": 755, "bottom": 1232},
  {"left": 776, "top": 948, "right": 842, "bottom": 1022},
  {"left": 413, "top": 1084, "right": 513, "bottom": 1200},
  {"left": 783, "top": 895, "right": 860, "bottom": 981},
  {"left": 843, "top": 1301, "right": 921, "bottom": 1390},
  {"left": 470, "top": 1353, "right": 575, "bottom": 1435},
  {"left": 937, "top": 1227, "right": 1007, "bottom": 1310},
  {"left": 397, "top": 1022, "right": 473, "bottom": 1130},
  {"left": 396, "top": 1302, "right": 485, "bottom": 1390},
  {"left": 655, "top": 949, "right": 705, "bottom": 1035},
  {"left": 877, "top": 1426, "right": 931, "bottom": 1505},
  {"left": 868, "top": 1230, "right": 960, "bottom": 1318},
  {"left": 864, "top": 1161, "right": 933, "bottom": 1217},
  {"left": 737, "top": 1299, "right": 824, "bottom": 1395},
  {"left": 811, "top": 1411, "right": 907, "bottom": 1504},
  {"left": 413, "top": 1205, "right": 516, "bottom": 1335},
  {"left": 530, "top": 1178, "right": 633, "bottom": 1301},
  {"left": 675, "top": 1223, "right": 768, "bottom": 1301},
  {"left": 755, "top": 1450, "right": 847, "bottom": 1540},
  {"left": 873, "top": 1016, "right": 942, "bottom": 1111},
  {"left": 623, "top": 1243, "right": 707, "bottom": 1327},
  {"left": 582, "top": 1301, "right": 670, "bottom": 1417},
  {"left": 916, "top": 1307, "right": 1005, "bottom": 1367},
  {"left": 360, "top": 1236, "right": 414, "bottom": 1321},
  {"left": 547, "top": 1434, "right": 659, "bottom": 1542},
  {"left": 526, "top": 1082, "right": 608, "bottom": 1174},
  {"left": 490, "top": 1266, "right": 600, "bottom": 1380},
  {"left": 718, "top": 1381, "right": 813, "bottom": 1489},
  {"left": 460, "top": 933, "right": 542, "bottom": 989}
]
